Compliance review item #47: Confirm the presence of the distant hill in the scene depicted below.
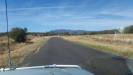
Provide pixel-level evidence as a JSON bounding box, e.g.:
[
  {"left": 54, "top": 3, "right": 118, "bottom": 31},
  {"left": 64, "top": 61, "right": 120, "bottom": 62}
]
[
  {"left": 48, "top": 29, "right": 119, "bottom": 35},
  {"left": 4, "top": 28, "right": 118, "bottom": 36},
  {"left": 49, "top": 29, "right": 87, "bottom": 35},
  {"left": 28, "top": 29, "right": 119, "bottom": 36}
]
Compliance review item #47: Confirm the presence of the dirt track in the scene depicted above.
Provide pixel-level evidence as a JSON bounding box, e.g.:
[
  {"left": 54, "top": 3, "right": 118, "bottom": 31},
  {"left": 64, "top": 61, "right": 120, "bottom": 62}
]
[{"left": 23, "top": 37, "right": 132, "bottom": 75}]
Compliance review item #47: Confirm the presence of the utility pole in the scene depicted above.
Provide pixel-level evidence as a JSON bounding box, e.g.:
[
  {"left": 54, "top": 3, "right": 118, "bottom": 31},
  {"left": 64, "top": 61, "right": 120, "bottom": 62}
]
[{"left": 5, "top": 0, "right": 12, "bottom": 69}]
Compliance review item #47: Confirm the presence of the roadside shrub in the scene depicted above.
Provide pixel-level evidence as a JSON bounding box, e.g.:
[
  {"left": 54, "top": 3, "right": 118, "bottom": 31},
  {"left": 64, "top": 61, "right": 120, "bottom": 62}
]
[
  {"left": 10, "top": 27, "right": 27, "bottom": 43},
  {"left": 123, "top": 25, "right": 133, "bottom": 33}
]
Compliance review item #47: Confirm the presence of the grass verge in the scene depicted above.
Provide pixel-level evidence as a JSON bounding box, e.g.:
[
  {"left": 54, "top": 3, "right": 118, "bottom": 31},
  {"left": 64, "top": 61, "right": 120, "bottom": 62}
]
[
  {"left": 63, "top": 36, "right": 133, "bottom": 59},
  {"left": 0, "top": 37, "right": 50, "bottom": 68}
]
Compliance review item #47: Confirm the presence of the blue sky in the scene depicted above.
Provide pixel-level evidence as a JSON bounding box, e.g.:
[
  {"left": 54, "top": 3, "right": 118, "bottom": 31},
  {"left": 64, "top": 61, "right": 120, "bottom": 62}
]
[{"left": 0, "top": 0, "right": 133, "bottom": 32}]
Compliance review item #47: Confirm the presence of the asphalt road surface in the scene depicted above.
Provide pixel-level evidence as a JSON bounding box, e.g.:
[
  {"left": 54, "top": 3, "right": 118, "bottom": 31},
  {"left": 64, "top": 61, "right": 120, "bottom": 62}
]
[{"left": 23, "top": 37, "right": 132, "bottom": 75}]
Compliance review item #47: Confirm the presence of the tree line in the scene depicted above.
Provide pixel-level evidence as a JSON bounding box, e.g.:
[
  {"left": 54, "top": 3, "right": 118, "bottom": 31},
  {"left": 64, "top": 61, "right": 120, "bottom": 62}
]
[{"left": 0, "top": 25, "right": 132, "bottom": 43}]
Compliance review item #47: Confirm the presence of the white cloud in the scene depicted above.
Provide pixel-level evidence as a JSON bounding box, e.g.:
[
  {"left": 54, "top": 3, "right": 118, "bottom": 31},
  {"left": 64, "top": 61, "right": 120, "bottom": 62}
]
[
  {"left": 100, "top": 7, "right": 133, "bottom": 18},
  {"left": 0, "top": 5, "right": 81, "bottom": 12}
]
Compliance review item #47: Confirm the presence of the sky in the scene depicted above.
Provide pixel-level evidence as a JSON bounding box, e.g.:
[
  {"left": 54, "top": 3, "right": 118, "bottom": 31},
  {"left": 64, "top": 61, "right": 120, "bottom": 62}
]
[{"left": 0, "top": 0, "right": 133, "bottom": 32}]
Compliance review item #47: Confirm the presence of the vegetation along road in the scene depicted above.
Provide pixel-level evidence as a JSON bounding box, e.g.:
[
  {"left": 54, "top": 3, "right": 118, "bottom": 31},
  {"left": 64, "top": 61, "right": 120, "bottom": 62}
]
[{"left": 23, "top": 37, "right": 132, "bottom": 75}]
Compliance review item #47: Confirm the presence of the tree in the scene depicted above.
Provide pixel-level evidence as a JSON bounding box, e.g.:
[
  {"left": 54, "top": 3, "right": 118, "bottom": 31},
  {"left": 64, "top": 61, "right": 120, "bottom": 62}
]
[
  {"left": 123, "top": 25, "right": 133, "bottom": 33},
  {"left": 10, "top": 27, "right": 27, "bottom": 43}
]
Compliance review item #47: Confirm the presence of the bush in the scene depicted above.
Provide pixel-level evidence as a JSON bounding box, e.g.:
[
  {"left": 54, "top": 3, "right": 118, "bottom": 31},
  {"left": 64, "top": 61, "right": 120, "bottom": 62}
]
[
  {"left": 10, "top": 27, "right": 27, "bottom": 43},
  {"left": 123, "top": 25, "right": 133, "bottom": 33}
]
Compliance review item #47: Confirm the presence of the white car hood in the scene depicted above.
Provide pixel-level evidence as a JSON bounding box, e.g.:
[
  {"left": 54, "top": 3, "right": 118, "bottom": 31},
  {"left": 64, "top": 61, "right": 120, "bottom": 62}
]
[{"left": 0, "top": 65, "right": 93, "bottom": 75}]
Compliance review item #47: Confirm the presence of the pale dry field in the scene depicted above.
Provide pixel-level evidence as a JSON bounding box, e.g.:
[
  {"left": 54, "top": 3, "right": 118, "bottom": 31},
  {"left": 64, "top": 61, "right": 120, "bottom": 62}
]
[
  {"left": 63, "top": 34, "right": 133, "bottom": 59},
  {"left": 0, "top": 36, "right": 49, "bottom": 67}
]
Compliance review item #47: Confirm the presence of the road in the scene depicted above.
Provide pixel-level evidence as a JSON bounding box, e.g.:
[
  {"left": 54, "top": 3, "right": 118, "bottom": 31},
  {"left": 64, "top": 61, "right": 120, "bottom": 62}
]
[{"left": 23, "top": 37, "right": 132, "bottom": 75}]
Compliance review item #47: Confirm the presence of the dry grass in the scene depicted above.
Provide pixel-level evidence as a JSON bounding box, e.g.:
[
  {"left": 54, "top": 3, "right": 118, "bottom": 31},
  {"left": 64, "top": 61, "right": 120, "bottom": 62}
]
[
  {"left": 0, "top": 36, "right": 49, "bottom": 68},
  {"left": 63, "top": 34, "right": 133, "bottom": 59}
]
